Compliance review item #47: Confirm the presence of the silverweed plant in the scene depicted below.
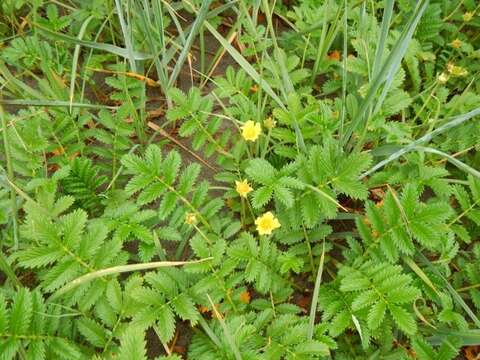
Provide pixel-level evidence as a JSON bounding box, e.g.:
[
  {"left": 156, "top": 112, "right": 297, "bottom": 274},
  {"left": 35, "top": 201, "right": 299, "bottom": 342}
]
[{"left": 1, "top": 0, "right": 480, "bottom": 359}]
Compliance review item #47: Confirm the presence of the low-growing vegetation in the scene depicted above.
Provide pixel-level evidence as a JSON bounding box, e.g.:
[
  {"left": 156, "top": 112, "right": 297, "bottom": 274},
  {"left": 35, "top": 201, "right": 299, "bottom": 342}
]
[{"left": 1, "top": 0, "right": 480, "bottom": 358}]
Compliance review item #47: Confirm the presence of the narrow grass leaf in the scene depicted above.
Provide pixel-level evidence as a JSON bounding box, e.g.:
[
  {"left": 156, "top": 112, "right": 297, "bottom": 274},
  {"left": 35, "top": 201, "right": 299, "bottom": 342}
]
[
  {"left": 0, "top": 99, "right": 117, "bottom": 109},
  {"left": 372, "top": 0, "right": 394, "bottom": 77},
  {"left": 416, "top": 146, "right": 480, "bottom": 180},
  {"left": 360, "top": 107, "right": 480, "bottom": 178},
  {"left": 428, "top": 329, "right": 480, "bottom": 346},
  {"left": 404, "top": 257, "right": 440, "bottom": 296},
  {"left": 343, "top": 0, "right": 428, "bottom": 146},
  {"left": 69, "top": 16, "right": 94, "bottom": 114},
  {"left": 35, "top": 24, "right": 152, "bottom": 60},
  {"left": 114, "top": 0, "right": 137, "bottom": 72},
  {"left": 308, "top": 239, "right": 326, "bottom": 340},
  {"left": 206, "top": 294, "right": 242, "bottom": 360},
  {"left": 418, "top": 251, "right": 480, "bottom": 328},
  {"left": 204, "top": 21, "right": 284, "bottom": 110},
  {"left": 49, "top": 258, "right": 213, "bottom": 301},
  {"left": 168, "top": 0, "right": 213, "bottom": 88}
]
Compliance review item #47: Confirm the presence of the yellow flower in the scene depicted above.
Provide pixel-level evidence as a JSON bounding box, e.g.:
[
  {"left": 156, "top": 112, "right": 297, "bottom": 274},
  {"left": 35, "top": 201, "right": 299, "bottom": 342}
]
[
  {"left": 463, "top": 12, "right": 473, "bottom": 22},
  {"left": 235, "top": 179, "right": 253, "bottom": 198},
  {"left": 185, "top": 212, "right": 197, "bottom": 225},
  {"left": 451, "top": 39, "right": 462, "bottom": 49},
  {"left": 241, "top": 120, "right": 262, "bottom": 142},
  {"left": 438, "top": 72, "right": 449, "bottom": 84},
  {"left": 255, "top": 212, "right": 281, "bottom": 236},
  {"left": 447, "top": 63, "right": 468, "bottom": 76},
  {"left": 264, "top": 117, "right": 277, "bottom": 130},
  {"left": 358, "top": 83, "right": 368, "bottom": 98}
]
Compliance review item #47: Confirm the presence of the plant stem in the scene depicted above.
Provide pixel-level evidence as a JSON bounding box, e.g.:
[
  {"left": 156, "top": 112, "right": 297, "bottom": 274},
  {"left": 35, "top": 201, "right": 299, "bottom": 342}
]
[
  {"left": 49, "top": 257, "right": 212, "bottom": 302},
  {"left": 0, "top": 104, "right": 18, "bottom": 250},
  {"left": 307, "top": 239, "right": 326, "bottom": 340}
]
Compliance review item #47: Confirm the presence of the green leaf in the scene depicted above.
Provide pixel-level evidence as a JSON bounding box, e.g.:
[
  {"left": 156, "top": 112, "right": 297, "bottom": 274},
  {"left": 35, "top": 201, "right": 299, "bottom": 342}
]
[
  {"left": 0, "top": 294, "right": 7, "bottom": 333},
  {"left": 329, "top": 311, "right": 351, "bottom": 337},
  {"left": 158, "top": 192, "right": 178, "bottom": 220},
  {"left": 76, "top": 318, "right": 107, "bottom": 348},
  {"left": 26, "top": 341, "right": 45, "bottom": 360},
  {"left": 274, "top": 186, "right": 294, "bottom": 208},
  {"left": 412, "top": 337, "right": 436, "bottom": 360},
  {"left": 252, "top": 187, "right": 273, "bottom": 208},
  {"left": 10, "top": 288, "right": 32, "bottom": 335},
  {"left": 106, "top": 279, "right": 123, "bottom": 313},
  {"left": 162, "top": 151, "right": 182, "bottom": 185},
  {"left": 389, "top": 304, "right": 416, "bottom": 335},
  {"left": 352, "top": 290, "right": 378, "bottom": 311},
  {"left": 155, "top": 306, "right": 175, "bottom": 343},
  {"left": 172, "top": 293, "right": 199, "bottom": 324},
  {"left": 383, "top": 90, "right": 412, "bottom": 115},
  {"left": 138, "top": 182, "right": 166, "bottom": 205},
  {"left": 118, "top": 326, "right": 147, "bottom": 360},
  {"left": 295, "top": 340, "right": 330, "bottom": 356},
  {"left": 367, "top": 301, "right": 386, "bottom": 329},
  {"left": 246, "top": 159, "right": 277, "bottom": 185},
  {"left": 178, "top": 164, "right": 201, "bottom": 194},
  {"left": 49, "top": 338, "right": 83, "bottom": 360},
  {"left": 223, "top": 221, "right": 242, "bottom": 239},
  {"left": 301, "top": 193, "right": 320, "bottom": 227},
  {"left": 17, "top": 246, "right": 63, "bottom": 269}
]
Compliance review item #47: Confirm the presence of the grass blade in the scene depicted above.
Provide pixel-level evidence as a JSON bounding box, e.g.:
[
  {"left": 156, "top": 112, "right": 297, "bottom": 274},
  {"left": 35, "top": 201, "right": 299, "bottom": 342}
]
[
  {"left": 372, "top": 0, "right": 394, "bottom": 77},
  {"left": 308, "top": 239, "right": 326, "bottom": 340},
  {"left": 204, "top": 21, "right": 284, "bottom": 110},
  {"left": 50, "top": 257, "right": 213, "bottom": 301},
  {"left": 343, "top": 0, "right": 428, "bottom": 147},
  {"left": 137, "top": 0, "right": 168, "bottom": 93},
  {"left": 0, "top": 60, "right": 43, "bottom": 99},
  {"left": 339, "top": 0, "right": 348, "bottom": 139},
  {"left": 206, "top": 294, "right": 242, "bottom": 360},
  {"left": 0, "top": 252, "right": 21, "bottom": 288},
  {"left": 416, "top": 146, "right": 480, "bottom": 180},
  {"left": 35, "top": 24, "right": 152, "bottom": 60},
  {"left": 69, "top": 15, "right": 94, "bottom": 114},
  {"left": 168, "top": 0, "right": 213, "bottom": 88},
  {"left": 428, "top": 329, "right": 480, "bottom": 346},
  {"left": 114, "top": 0, "right": 137, "bottom": 72},
  {"left": 404, "top": 257, "right": 440, "bottom": 296},
  {"left": 204, "top": 19, "right": 306, "bottom": 152},
  {"left": 0, "top": 99, "right": 117, "bottom": 109},
  {"left": 261, "top": 0, "right": 306, "bottom": 151},
  {"left": 360, "top": 107, "right": 480, "bottom": 178},
  {"left": 304, "top": 183, "right": 349, "bottom": 212},
  {"left": 418, "top": 251, "right": 480, "bottom": 328},
  {"left": 0, "top": 104, "right": 18, "bottom": 250}
]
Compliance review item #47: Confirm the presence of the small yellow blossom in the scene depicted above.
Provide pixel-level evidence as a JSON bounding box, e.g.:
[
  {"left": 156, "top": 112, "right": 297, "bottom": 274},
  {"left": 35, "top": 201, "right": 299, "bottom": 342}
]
[
  {"left": 241, "top": 120, "right": 262, "bottom": 142},
  {"left": 438, "top": 72, "right": 449, "bottom": 84},
  {"left": 328, "top": 50, "right": 341, "bottom": 61},
  {"left": 358, "top": 83, "right": 368, "bottom": 98},
  {"left": 451, "top": 39, "right": 462, "bottom": 49},
  {"left": 255, "top": 212, "right": 281, "bottom": 236},
  {"left": 235, "top": 179, "right": 253, "bottom": 198},
  {"left": 239, "top": 290, "right": 251, "bottom": 304},
  {"left": 185, "top": 212, "right": 197, "bottom": 225},
  {"left": 463, "top": 12, "right": 473, "bottom": 22},
  {"left": 264, "top": 117, "right": 277, "bottom": 130},
  {"left": 447, "top": 63, "right": 468, "bottom": 76}
]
